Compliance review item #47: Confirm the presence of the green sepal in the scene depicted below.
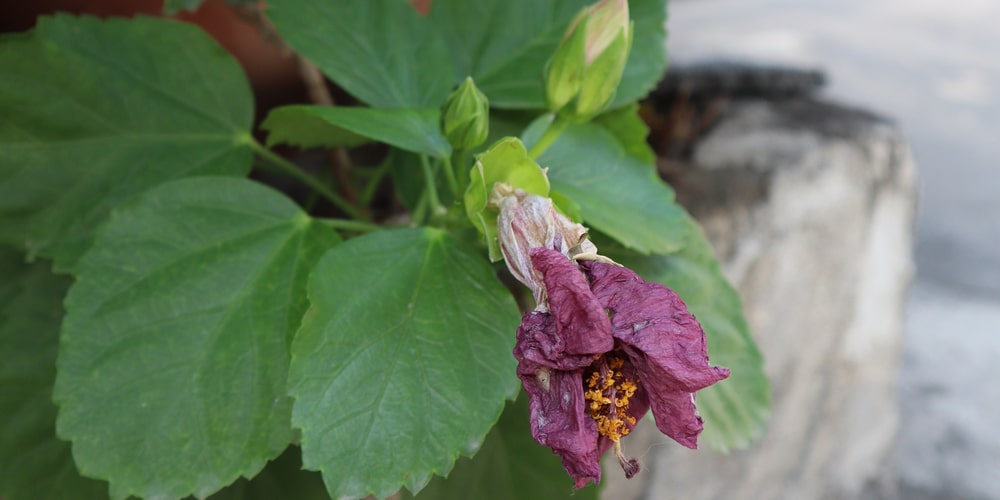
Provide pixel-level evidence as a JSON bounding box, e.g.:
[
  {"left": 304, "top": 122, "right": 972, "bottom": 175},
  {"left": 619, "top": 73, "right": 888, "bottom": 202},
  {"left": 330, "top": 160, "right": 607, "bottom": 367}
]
[
  {"left": 464, "top": 138, "right": 550, "bottom": 261},
  {"left": 543, "top": 13, "right": 588, "bottom": 113}
]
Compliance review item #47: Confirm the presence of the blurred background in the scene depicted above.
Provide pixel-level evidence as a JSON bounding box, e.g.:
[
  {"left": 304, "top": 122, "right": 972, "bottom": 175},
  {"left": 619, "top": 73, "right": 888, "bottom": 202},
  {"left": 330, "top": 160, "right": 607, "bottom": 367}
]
[{"left": 667, "top": 0, "right": 1000, "bottom": 498}]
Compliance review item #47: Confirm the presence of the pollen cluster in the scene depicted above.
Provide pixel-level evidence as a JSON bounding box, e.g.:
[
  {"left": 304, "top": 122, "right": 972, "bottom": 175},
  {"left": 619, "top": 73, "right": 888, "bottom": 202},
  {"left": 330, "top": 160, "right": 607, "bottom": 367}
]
[{"left": 583, "top": 350, "right": 638, "bottom": 443}]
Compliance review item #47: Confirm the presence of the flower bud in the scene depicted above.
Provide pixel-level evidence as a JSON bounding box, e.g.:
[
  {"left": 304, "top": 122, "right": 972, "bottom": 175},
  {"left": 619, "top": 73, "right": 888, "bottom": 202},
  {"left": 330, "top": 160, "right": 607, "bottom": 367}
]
[
  {"left": 442, "top": 76, "right": 489, "bottom": 150},
  {"left": 544, "top": 0, "right": 632, "bottom": 119}
]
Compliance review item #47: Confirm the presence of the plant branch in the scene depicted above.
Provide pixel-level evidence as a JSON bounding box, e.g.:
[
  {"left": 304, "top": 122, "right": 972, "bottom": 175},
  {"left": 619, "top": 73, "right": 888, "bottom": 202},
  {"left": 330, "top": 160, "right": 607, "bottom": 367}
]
[
  {"left": 233, "top": 3, "right": 335, "bottom": 106},
  {"left": 296, "top": 52, "right": 335, "bottom": 106},
  {"left": 442, "top": 155, "right": 460, "bottom": 199},
  {"left": 452, "top": 147, "right": 470, "bottom": 194},
  {"left": 359, "top": 159, "right": 392, "bottom": 207},
  {"left": 293, "top": 57, "right": 357, "bottom": 199},
  {"left": 411, "top": 191, "right": 429, "bottom": 226},
  {"left": 527, "top": 114, "right": 570, "bottom": 159},
  {"left": 419, "top": 154, "right": 444, "bottom": 219},
  {"left": 233, "top": 2, "right": 356, "bottom": 196},
  {"left": 250, "top": 141, "right": 367, "bottom": 221},
  {"left": 315, "top": 218, "right": 382, "bottom": 233}
]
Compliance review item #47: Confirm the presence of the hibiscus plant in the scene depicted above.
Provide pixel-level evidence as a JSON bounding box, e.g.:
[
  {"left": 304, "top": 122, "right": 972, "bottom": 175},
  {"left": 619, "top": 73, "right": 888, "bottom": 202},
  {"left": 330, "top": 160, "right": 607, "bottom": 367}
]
[{"left": 0, "top": 0, "right": 769, "bottom": 499}]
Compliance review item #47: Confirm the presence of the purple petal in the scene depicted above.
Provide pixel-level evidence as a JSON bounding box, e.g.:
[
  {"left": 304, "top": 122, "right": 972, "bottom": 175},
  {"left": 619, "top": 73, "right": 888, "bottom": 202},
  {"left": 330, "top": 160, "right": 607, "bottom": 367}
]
[
  {"left": 530, "top": 248, "right": 614, "bottom": 357},
  {"left": 582, "top": 261, "right": 730, "bottom": 449},
  {"left": 515, "top": 357, "right": 602, "bottom": 488},
  {"left": 514, "top": 312, "right": 601, "bottom": 371},
  {"left": 621, "top": 344, "right": 710, "bottom": 448}
]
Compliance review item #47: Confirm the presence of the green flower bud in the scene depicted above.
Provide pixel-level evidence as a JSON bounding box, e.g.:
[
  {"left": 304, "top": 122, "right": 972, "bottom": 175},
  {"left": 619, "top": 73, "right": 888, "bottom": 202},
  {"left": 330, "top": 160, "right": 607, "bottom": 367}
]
[
  {"left": 442, "top": 76, "right": 490, "bottom": 149},
  {"left": 544, "top": 0, "right": 633, "bottom": 120}
]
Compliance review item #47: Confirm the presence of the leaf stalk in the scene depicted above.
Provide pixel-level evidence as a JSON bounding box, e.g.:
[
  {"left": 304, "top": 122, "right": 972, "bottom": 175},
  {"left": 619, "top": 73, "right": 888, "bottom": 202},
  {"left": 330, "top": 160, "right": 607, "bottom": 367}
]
[{"left": 250, "top": 140, "right": 367, "bottom": 221}]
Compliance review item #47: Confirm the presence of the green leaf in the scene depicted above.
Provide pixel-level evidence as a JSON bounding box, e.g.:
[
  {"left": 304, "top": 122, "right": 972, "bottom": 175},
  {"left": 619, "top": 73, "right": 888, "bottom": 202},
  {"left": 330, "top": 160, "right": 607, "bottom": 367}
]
[
  {"left": 430, "top": 0, "right": 666, "bottom": 109},
  {"left": 266, "top": 0, "right": 456, "bottom": 108},
  {"left": 288, "top": 228, "right": 521, "bottom": 499},
  {"left": 530, "top": 121, "right": 687, "bottom": 254},
  {"left": 610, "top": 0, "right": 668, "bottom": 108},
  {"left": 0, "top": 249, "right": 107, "bottom": 500},
  {"left": 262, "top": 105, "right": 452, "bottom": 157},
  {"left": 594, "top": 104, "right": 655, "bottom": 164},
  {"left": 388, "top": 149, "right": 426, "bottom": 212},
  {"left": 429, "top": 0, "right": 581, "bottom": 109},
  {"left": 53, "top": 177, "right": 340, "bottom": 500},
  {"left": 206, "top": 446, "right": 328, "bottom": 500},
  {"left": 265, "top": 0, "right": 664, "bottom": 110},
  {"left": 601, "top": 215, "right": 771, "bottom": 451},
  {"left": 0, "top": 15, "right": 254, "bottom": 271},
  {"left": 408, "top": 394, "right": 599, "bottom": 500}
]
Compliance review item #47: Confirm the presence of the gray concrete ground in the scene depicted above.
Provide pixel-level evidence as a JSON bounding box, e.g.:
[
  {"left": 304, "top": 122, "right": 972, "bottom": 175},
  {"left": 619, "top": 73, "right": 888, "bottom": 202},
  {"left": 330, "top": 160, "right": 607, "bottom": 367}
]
[
  {"left": 667, "top": 1, "right": 1000, "bottom": 498},
  {"left": 895, "top": 283, "right": 1000, "bottom": 499}
]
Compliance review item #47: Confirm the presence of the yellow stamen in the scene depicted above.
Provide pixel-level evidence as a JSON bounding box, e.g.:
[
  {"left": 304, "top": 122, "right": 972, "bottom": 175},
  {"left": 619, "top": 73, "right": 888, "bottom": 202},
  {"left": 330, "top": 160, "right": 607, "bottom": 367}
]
[{"left": 581, "top": 349, "right": 640, "bottom": 445}]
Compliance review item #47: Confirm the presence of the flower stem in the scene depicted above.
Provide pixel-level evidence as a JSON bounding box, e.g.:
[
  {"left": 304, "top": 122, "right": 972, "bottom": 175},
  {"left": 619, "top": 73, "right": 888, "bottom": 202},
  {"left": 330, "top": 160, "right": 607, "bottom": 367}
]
[
  {"left": 249, "top": 140, "right": 367, "bottom": 221},
  {"left": 359, "top": 159, "right": 392, "bottom": 207},
  {"left": 527, "top": 114, "right": 570, "bottom": 159},
  {"left": 442, "top": 154, "right": 460, "bottom": 198},
  {"left": 411, "top": 191, "right": 429, "bottom": 226},
  {"left": 315, "top": 217, "right": 382, "bottom": 233},
  {"left": 419, "top": 154, "right": 445, "bottom": 219},
  {"left": 453, "top": 147, "right": 469, "bottom": 192}
]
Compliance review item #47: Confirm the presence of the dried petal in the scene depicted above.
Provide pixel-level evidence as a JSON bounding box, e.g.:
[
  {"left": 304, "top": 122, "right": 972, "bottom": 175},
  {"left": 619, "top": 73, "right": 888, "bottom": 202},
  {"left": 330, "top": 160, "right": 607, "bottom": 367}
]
[
  {"left": 512, "top": 248, "right": 619, "bottom": 487},
  {"left": 513, "top": 245, "right": 729, "bottom": 487},
  {"left": 493, "top": 185, "right": 593, "bottom": 307},
  {"left": 531, "top": 248, "right": 614, "bottom": 357},
  {"left": 514, "top": 312, "right": 600, "bottom": 371},
  {"left": 515, "top": 323, "right": 603, "bottom": 488},
  {"left": 582, "top": 260, "right": 730, "bottom": 448}
]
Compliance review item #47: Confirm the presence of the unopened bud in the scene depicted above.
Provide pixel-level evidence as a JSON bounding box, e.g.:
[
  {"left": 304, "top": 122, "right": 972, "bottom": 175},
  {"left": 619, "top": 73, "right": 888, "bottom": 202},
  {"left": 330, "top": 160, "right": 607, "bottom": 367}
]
[
  {"left": 544, "top": 0, "right": 632, "bottom": 119},
  {"left": 442, "top": 77, "right": 489, "bottom": 149}
]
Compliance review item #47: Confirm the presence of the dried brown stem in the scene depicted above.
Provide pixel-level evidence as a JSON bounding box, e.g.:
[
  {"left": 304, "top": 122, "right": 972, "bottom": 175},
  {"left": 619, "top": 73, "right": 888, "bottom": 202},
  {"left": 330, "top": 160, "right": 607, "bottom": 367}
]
[{"left": 232, "top": 1, "right": 356, "bottom": 193}]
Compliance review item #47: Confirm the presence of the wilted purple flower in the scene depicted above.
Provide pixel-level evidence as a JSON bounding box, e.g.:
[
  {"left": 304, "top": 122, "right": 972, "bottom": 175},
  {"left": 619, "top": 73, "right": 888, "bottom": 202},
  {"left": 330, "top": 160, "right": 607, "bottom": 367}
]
[{"left": 513, "top": 247, "right": 730, "bottom": 488}]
